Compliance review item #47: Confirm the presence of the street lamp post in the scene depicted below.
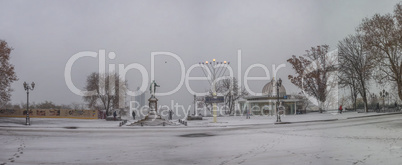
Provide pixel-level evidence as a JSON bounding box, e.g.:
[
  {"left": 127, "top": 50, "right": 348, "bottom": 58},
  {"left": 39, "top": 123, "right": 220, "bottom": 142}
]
[
  {"left": 199, "top": 59, "right": 230, "bottom": 123},
  {"left": 23, "top": 81, "right": 35, "bottom": 125},
  {"left": 371, "top": 93, "right": 376, "bottom": 110},
  {"left": 388, "top": 94, "right": 390, "bottom": 106},
  {"left": 276, "top": 78, "right": 282, "bottom": 123},
  {"left": 193, "top": 94, "right": 196, "bottom": 116},
  {"left": 380, "top": 89, "right": 388, "bottom": 111},
  {"left": 386, "top": 91, "right": 389, "bottom": 108}
]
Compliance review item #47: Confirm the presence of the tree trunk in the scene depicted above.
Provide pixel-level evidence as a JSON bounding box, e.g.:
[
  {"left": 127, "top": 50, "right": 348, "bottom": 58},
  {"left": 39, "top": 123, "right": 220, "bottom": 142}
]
[
  {"left": 363, "top": 97, "right": 368, "bottom": 113},
  {"left": 398, "top": 81, "right": 402, "bottom": 102},
  {"left": 354, "top": 96, "right": 357, "bottom": 111},
  {"left": 360, "top": 79, "right": 369, "bottom": 113},
  {"left": 318, "top": 101, "right": 323, "bottom": 113},
  {"left": 229, "top": 100, "right": 234, "bottom": 115}
]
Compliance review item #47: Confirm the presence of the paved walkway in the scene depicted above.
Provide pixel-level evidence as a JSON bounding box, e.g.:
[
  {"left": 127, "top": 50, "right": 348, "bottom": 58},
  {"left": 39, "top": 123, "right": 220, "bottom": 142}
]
[
  {"left": 186, "top": 110, "right": 402, "bottom": 127},
  {"left": 0, "top": 117, "right": 122, "bottom": 128}
]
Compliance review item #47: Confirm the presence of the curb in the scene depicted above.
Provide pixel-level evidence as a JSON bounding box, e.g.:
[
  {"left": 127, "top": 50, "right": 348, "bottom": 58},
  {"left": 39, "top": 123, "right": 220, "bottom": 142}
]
[
  {"left": 274, "top": 119, "right": 339, "bottom": 125},
  {"left": 346, "top": 112, "right": 402, "bottom": 119},
  {"left": 275, "top": 112, "right": 402, "bottom": 125}
]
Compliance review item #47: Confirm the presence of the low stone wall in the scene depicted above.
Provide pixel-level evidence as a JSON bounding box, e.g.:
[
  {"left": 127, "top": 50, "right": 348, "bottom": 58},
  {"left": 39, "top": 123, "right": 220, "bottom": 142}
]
[{"left": 0, "top": 109, "right": 99, "bottom": 119}]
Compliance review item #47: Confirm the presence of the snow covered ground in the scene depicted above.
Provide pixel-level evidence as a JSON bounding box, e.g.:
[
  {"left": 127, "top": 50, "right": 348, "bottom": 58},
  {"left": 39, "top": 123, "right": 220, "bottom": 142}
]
[
  {"left": 0, "top": 112, "right": 401, "bottom": 165},
  {"left": 186, "top": 111, "right": 401, "bottom": 127},
  {"left": 1, "top": 111, "right": 399, "bottom": 128}
]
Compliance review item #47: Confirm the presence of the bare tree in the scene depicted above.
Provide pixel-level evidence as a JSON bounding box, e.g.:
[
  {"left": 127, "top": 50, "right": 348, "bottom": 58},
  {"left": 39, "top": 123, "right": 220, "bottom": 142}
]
[
  {"left": 4, "top": 103, "right": 21, "bottom": 109},
  {"left": 70, "top": 102, "right": 83, "bottom": 109},
  {"left": 0, "top": 40, "right": 18, "bottom": 108},
  {"left": 83, "top": 72, "right": 127, "bottom": 116},
  {"left": 338, "top": 67, "right": 359, "bottom": 111},
  {"left": 36, "top": 101, "right": 58, "bottom": 109},
  {"left": 287, "top": 45, "right": 337, "bottom": 113},
  {"left": 217, "top": 77, "right": 248, "bottom": 115},
  {"left": 358, "top": 3, "right": 402, "bottom": 102},
  {"left": 59, "top": 104, "right": 72, "bottom": 109},
  {"left": 338, "top": 34, "right": 376, "bottom": 113},
  {"left": 201, "top": 91, "right": 213, "bottom": 113},
  {"left": 20, "top": 101, "right": 35, "bottom": 109},
  {"left": 199, "top": 77, "right": 248, "bottom": 115},
  {"left": 195, "top": 96, "right": 205, "bottom": 112},
  {"left": 389, "top": 82, "right": 402, "bottom": 105}
]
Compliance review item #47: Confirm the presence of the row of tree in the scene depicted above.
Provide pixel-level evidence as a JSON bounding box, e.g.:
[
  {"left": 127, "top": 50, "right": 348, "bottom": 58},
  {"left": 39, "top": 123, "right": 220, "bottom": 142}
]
[
  {"left": 288, "top": 3, "right": 402, "bottom": 113},
  {"left": 4, "top": 100, "right": 85, "bottom": 110},
  {"left": 338, "top": 3, "right": 402, "bottom": 113}
]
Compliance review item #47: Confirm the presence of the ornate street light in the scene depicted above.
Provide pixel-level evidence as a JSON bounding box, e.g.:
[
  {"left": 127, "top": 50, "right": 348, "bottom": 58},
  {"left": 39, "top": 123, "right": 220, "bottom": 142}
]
[
  {"left": 23, "top": 81, "right": 35, "bottom": 125},
  {"left": 371, "top": 93, "right": 376, "bottom": 111},
  {"left": 276, "top": 78, "right": 282, "bottom": 122},
  {"left": 199, "top": 59, "right": 230, "bottom": 123},
  {"left": 380, "top": 89, "right": 388, "bottom": 111},
  {"left": 193, "top": 94, "right": 196, "bottom": 116}
]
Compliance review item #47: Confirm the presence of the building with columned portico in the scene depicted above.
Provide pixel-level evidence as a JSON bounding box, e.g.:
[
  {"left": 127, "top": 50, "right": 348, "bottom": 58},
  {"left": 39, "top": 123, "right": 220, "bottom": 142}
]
[{"left": 238, "top": 78, "right": 304, "bottom": 115}]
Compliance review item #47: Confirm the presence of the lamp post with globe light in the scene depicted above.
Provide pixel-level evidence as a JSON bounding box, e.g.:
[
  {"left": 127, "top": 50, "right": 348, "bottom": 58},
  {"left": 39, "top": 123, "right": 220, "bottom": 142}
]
[
  {"left": 23, "top": 81, "right": 35, "bottom": 125},
  {"left": 380, "top": 89, "right": 388, "bottom": 111},
  {"left": 275, "top": 78, "right": 282, "bottom": 123},
  {"left": 199, "top": 59, "right": 230, "bottom": 123},
  {"left": 371, "top": 93, "right": 377, "bottom": 111}
]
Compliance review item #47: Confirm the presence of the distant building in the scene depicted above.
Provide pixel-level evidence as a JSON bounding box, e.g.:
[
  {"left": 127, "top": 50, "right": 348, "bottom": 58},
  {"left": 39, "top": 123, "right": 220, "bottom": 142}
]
[{"left": 238, "top": 78, "right": 303, "bottom": 115}]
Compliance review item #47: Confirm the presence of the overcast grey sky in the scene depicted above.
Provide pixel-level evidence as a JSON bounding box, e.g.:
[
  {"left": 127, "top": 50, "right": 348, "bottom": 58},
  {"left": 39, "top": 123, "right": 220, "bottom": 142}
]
[{"left": 1, "top": 0, "right": 400, "bottom": 107}]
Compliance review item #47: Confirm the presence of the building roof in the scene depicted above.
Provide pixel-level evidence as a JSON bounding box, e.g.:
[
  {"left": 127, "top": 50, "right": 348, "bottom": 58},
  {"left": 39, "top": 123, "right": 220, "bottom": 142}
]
[{"left": 262, "top": 79, "right": 286, "bottom": 97}]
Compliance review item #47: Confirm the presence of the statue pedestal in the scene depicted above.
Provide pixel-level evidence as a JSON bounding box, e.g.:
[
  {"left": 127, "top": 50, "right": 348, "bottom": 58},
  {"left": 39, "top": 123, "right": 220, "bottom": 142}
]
[
  {"left": 148, "top": 96, "right": 158, "bottom": 112},
  {"left": 146, "top": 96, "right": 160, "bottom": 119},
  {"left": 146, "top": 109, "right": 161, "bottom": 120},
  {"left": 129, "top": 96, "right": 176, "bottom": 126}
]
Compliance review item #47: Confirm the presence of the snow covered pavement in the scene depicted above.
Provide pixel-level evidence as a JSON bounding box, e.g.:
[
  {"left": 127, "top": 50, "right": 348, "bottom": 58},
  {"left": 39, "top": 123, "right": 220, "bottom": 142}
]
[
  {"left": 0, "top": 113, "right": 401, "bottom": 165},
  {"left": 0, "top": 111, "right": 400, "bottom": 128}
]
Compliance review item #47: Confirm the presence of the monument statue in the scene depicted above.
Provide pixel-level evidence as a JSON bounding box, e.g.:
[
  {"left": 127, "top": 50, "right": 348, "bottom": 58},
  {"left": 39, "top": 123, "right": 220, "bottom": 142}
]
[
  {"left": 128, "top": 81, "right": 176, "bottom": 126},
  {"left": 149, "top": 80, "right": 160, "bottom": 97}
]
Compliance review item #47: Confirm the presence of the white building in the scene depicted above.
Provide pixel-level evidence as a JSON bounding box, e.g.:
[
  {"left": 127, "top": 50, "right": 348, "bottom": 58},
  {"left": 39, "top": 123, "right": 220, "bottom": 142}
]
[{"left": 238, "top": 78, "right": 304, "bottom": 115}]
